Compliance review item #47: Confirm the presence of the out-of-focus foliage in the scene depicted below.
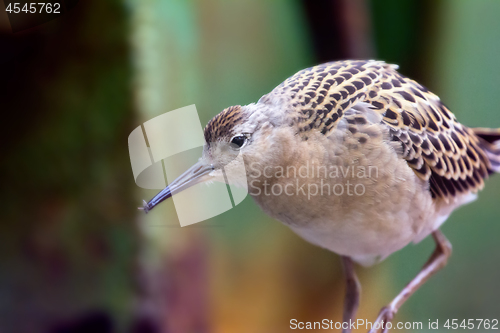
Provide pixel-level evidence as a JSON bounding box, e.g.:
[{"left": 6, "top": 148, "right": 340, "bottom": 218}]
[{"left": 0, "top": 1, "right": 137, "bottom": 332}]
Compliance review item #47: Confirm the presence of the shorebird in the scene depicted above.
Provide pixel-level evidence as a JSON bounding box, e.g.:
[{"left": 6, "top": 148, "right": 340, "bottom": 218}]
[{"left": 141, "top": 60, "right": 500, "bottom": 332}]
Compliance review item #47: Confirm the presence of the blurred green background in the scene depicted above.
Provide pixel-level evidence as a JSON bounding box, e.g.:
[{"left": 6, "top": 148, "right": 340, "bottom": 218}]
[{"left": 1, "top": 0, "right": 499, "bottom": 332}]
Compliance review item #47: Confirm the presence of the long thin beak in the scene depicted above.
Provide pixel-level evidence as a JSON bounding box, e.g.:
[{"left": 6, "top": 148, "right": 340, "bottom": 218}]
[{"left": 140, "top": 161, "right": 214, "bottom": 214}]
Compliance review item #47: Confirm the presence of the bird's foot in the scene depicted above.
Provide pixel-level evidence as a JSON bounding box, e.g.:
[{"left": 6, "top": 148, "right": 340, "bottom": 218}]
[{"left": 368, "top": 306, "right": 395, "bottom": 333}]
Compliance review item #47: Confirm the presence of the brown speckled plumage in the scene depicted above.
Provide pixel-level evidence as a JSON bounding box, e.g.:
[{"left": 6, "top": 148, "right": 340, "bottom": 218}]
[
  {"left": 259, "top": 60, "right": 500, "bottom": 202},
  {"left": 204, "top": 105, "right": 246, "bottom": 144}
]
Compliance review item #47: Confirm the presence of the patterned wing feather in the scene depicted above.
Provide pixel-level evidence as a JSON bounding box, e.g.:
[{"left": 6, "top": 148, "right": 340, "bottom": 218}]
[{"left": 267, "top": 60, "right": 497, "bottom": 201}]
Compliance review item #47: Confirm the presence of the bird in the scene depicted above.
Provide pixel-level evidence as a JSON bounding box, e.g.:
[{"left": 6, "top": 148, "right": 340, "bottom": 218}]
[{"left": 140, "top": 60, "right": 500, "bottom": 332}]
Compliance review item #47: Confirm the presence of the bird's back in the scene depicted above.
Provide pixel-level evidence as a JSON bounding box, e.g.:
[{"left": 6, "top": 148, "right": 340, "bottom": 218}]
[{"left": 262, "top": 60, "right": 500, "bottom": 203}]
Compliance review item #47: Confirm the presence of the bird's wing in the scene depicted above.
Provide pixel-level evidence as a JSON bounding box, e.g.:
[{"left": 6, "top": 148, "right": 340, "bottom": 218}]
[{"left": 270, "top": 60, "right": 493, "bottom": 201}]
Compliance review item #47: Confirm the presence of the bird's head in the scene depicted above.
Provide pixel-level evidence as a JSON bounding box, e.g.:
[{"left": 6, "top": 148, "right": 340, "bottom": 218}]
[{"left": 141, "top": 104, "right": 272, "bottom": 213}]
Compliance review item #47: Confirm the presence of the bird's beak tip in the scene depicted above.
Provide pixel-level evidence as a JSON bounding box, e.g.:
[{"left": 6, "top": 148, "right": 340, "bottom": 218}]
[
  {"left": 138, "top": 200, "right": 150, "bottom": 214},
  {"left": 139, "top": 161, "right": 213, "bottom": 215}
]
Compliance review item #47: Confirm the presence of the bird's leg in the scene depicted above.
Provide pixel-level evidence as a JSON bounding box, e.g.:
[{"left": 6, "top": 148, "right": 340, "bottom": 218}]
[
  {"left": 368, "top": 230, "right": 452, "bottom": 333},
  {"left": 341, "top": 256, "right": 361, "bottom": 333}
]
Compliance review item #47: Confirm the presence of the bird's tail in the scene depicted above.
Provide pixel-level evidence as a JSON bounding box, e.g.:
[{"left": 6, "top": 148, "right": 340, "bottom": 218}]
[{"left": 473, "top": 127, "right": 500, "bottom": 173}]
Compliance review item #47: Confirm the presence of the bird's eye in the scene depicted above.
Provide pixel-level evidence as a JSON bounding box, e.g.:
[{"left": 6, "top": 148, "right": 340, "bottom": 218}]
[{"left": 230, "top": 135, "right": 247, "bottom": 149}]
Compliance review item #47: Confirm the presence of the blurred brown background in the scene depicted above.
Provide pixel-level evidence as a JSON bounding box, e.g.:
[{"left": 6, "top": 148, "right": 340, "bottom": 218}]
[{"left": 1, "top": 0, "right": 499, "bottom": 332}]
